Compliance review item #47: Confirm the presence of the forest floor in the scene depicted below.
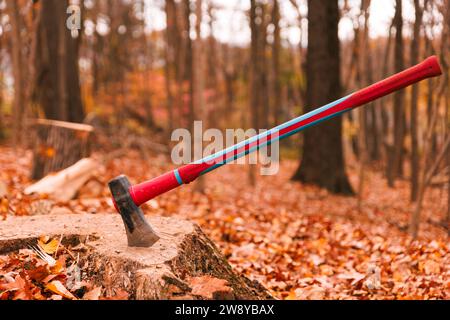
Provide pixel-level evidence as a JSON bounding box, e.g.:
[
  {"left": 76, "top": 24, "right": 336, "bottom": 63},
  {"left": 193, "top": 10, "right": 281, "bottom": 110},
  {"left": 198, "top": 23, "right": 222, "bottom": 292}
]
[{"left": 0, "top": 145, "right": 449, "bottom": 300}]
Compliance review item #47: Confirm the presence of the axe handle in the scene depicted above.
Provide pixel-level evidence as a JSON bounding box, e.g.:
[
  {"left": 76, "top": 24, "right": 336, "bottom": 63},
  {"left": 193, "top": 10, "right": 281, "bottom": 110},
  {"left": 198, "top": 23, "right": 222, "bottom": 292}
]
[{"left": 129, "top": 56, "right": 442, "bottom": 207}]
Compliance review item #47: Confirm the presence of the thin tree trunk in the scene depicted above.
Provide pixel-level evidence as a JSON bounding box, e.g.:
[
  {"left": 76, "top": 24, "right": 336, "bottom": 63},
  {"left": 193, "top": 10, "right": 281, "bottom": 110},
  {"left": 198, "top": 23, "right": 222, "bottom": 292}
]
[
  {"left": 222, "top": 45, "right": 237, "bottom": 123},
  {"left": 438, "top": 0, "right": 450, "bottom": 228},
  {"left": 249, "top": 0, "right": 261, "bottom": 186},
  {"left": 206, "top": 5, "right": 223, "bottom": 128},
  {"left": 6, "top": 0, "right": 27, "bottom": 145},
  {"left": 58, "top": 0, "right": 68, "bottom": 121},
  {"left": 391, "top": 0, "right": 406, "bottom": 183},
  {"left": 358, "top": 0, "right": 371, "bottom": 209},
  {"left": 193, "top": 0, "right": 206, "bottom": 193},
  {"left": 260, "top": 6, "right": 269, "bottom": 131},
  {"left": 410, "top": 0, "right": 425, "bottom": 202},
  {"left": 272, "top": 0, "right": 282, "bottom": 125},
  {"left": 382, "top": 20, "right": 395, "bottom": 182},
  {"left": 410, "top": 137, "right": 450, "bottom": 239},
  {"left": 184, "top": 0, "right": 194, "bottom": 130},
  {"left": 447, "top": 117, "right": 450, "bottom": 230},
  {"left": 176, "top": 1, "right": 187, "bottom": 128},
  {"left": 362, "top": 0, "right": 378, "bottom": 162},
  {"left": 164, "top": 0, "right": 176, "bottom": 134},
  {"left": 0, "top": 42, "right": 3, "bottom": 140},
  {"left": 425, "top": 37, "right": 438, "bottom": 158}
]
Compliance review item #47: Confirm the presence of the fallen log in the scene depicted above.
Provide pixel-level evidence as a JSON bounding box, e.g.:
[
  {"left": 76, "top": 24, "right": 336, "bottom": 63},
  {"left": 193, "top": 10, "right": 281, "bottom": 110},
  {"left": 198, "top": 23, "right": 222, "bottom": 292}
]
[
  {"left": 25, "top": 158, "right": 100, "bottom": 202},
  {"left": 0, "top": 214, "right": 271, "bottom": 300}
]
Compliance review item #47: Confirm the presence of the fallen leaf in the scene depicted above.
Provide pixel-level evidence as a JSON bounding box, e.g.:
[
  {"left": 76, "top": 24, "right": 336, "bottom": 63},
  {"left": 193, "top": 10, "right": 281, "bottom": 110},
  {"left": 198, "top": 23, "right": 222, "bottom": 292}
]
[
  {"left": 189, "top": 276, "right": 234, "bottom": 300},
  {"left": 420, "top": 260, "right": 441, "bottom": 275},
  {"left": 103, "top": 289, "right": 129, "bottom": 300},
  {"left": 38, "top": 236, "right": 60, "bottom": 255},
  {"left": 45, "top": 281, "right": 77, "bottom": 300},
  {"left": 83, "top": 286, "right": 102, "bottom": 300}
]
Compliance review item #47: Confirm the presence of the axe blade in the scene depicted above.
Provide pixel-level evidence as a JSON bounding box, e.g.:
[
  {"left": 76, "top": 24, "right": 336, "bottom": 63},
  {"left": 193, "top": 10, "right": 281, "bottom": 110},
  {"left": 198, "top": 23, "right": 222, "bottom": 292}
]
[{"left": 109, "top": 175, "right": 160, "bottom": 247}]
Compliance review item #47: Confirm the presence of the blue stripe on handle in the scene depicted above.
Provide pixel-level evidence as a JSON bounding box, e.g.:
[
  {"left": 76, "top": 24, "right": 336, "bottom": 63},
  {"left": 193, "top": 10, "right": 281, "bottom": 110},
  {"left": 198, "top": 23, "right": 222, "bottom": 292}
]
[
  {"left": 199, "top": 110, "right": 348, "bottom": 176},
  {"left": 174, "top": 169, "right": 183, "bottom": 185},
  {"left": 196, "top": 95, "right": 351, "bottom": 166}
]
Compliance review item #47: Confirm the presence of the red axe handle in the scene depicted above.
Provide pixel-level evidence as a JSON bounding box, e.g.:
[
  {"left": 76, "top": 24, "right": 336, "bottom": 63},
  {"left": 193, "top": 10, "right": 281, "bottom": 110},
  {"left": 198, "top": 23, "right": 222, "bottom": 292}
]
[{"left": 124, "top": 56, "right": 442, "bottom": 208}]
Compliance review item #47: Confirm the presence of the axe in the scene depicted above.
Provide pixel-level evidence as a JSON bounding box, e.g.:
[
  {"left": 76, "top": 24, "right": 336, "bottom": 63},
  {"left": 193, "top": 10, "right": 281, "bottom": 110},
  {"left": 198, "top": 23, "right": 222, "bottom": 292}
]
[{"left": 109, "top": 56, "right": 442, "bottom": 247}]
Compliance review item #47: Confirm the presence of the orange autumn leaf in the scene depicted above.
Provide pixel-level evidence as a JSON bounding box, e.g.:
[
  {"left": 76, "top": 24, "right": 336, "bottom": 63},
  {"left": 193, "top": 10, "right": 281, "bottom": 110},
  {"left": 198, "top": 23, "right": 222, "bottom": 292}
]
[
  {"left": 83, "top": 286, "right": 102, "bottom": 300},
  {"left": 38, "top": 236, "right": 60, "bottom": 255},
  {"left": 45, "top": 281, "right": 77, "bottom": 300}
]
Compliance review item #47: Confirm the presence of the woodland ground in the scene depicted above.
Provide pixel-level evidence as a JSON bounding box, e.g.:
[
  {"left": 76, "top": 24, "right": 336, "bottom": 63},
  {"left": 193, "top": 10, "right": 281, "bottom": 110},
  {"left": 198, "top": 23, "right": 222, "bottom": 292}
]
[{"left": 0, "top": 145, "right": 449, "bottom": 300}]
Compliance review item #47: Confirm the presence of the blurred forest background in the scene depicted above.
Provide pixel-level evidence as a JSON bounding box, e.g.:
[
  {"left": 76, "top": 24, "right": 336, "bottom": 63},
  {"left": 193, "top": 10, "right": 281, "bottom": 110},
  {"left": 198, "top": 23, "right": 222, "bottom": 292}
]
[{"left": 0, "top": 0, "right": 449, "bottom": 300}]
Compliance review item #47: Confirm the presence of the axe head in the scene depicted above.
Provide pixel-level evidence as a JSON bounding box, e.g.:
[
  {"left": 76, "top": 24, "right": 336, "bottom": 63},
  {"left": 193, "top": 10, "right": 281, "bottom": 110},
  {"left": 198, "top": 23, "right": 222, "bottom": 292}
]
[{"left": 108, "top": 175, "right": 160, "bottom": 247}]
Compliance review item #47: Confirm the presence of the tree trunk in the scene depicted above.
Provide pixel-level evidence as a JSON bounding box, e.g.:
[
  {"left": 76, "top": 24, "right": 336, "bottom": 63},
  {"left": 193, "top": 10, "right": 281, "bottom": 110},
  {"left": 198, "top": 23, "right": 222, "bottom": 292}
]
[
  {"left": 32, "top": 0, "right": 85, "bottom": 122},
  {"left": 249, "top": 0, "right": 261, "bottom": 186},
  {"left": 361, "top": 0, "right": 379, "bottom": 162},
  {"left": 250, "top": 0, "right": 260, "bottom": 132},
  {"left": 410, "top": 137, "right": 450, "bottom": 238},
  {"left": 391, "top": 0, "right": 406, "bottom": 183},
  {"left": 31, "top": 119, "right": 94, "bottom": 180},
  {"left": 382, "top": 20, "right": 395, "bottom": 185},
  {"left": 357, "top": 0, "right": 372, "bottom": 209},
  {"left": 259, "top": 7, "right": 270, "bottom": 131},
  {"left": 272, "top": 0, "right": 282, "bottom": 125},
  {"left": 183, "top": 0, "right": 194, "bottom": 130},
  {"left": 0, "top": 9, "right": 5, "bottom": 140},
  {"left": 292, "top": 0, "right": 353, "bottom": 195},
  {"left": 193, "top": 0, "right": 206, "bottom": 193},
  {"left": 222, "top": 46, "right": 238, "bottom": 124},
  {"left": 164, "top": 0, "right": 177, "bottom": 134},
  {"left": 410, "top": 0, "right": 425, "bottom": 202},
  {"left": 6, "top": 0, "right": 27, "bottom": 145}
]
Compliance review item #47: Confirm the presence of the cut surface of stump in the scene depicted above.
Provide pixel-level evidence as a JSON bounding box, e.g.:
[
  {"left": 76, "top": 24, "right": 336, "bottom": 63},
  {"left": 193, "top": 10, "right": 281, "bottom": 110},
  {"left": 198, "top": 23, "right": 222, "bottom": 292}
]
[
  {"left": 31, "top": 119, "right": 94, "bottom": 180},
  {"left": 0, "top": 214, "right": 270, "bottom": 300}
]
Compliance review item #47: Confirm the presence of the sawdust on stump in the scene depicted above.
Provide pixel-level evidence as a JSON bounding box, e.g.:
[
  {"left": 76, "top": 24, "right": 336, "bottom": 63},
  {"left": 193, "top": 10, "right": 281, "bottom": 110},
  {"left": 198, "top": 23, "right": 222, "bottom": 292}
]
[{"left": 0, "top": 214, "right": 271, "bottom": 300}]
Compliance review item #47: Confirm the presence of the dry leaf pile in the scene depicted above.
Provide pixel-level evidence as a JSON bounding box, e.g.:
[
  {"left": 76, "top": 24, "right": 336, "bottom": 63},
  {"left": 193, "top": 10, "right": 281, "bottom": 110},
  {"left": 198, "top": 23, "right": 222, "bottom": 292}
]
[
  {"left": 0, "top": 146, "right": 449, "bottom": 300},
  {"left": 0, "top": 235, "right": 127, "bottom": 300}
]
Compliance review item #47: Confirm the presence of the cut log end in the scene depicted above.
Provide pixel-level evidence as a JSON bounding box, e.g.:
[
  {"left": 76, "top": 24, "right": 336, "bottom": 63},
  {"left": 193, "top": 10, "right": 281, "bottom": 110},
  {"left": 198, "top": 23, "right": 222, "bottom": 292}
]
[
  {"left": 31, "top": 119, "right": 94, "bottom": 180},
  {"left": 0, "top": 214, "right": 271, "bottom": 300}
]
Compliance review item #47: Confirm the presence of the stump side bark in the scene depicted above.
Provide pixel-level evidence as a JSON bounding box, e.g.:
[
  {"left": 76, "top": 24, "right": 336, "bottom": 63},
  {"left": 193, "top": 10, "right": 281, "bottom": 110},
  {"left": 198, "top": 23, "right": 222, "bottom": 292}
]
[
  {"left": 0, "top": 214, "right": 271, "bottom": 300},
  {"left": 31, "top": 119, "right": 94, "bottom": 180}
]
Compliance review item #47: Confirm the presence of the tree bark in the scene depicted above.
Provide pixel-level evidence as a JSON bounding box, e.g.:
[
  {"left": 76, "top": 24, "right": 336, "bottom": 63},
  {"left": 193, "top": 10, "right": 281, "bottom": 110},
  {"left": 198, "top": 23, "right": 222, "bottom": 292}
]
[
  {"left": 249, "top": 0, "right": 261, "bottom": 186},
  {"left": 357, "top": 0, "right": 372, "bottom": 209},
  {"left": 272, "top": 0, "right": 282, "bottom": 125},
  {"left": 410, "top": 0, "right": 425, "bottom": 202},
  {"left": 193, "top": 0, "right": 206, "bottom": 193},
  {"left": 292, "top": 0, "right": 353, "bottom": 195},
  {"left": 361, "top": 0, "right": 379, "bottom": 162},
  {"left": 6, "top": 0, "right": 27, "bottom": 145},
  {"left": 390, "top": 0, "right": 406, "bottom": 184},
  {"left": 410, "top": 137, "right": 450, "bottom": 238},
  {"left": 0, "top": 14, "right": 4, "bottom": 139},
  {"left": 446, "top": 4, "right": 450, "bottom": 230},
  {"left": 164, "top": 0, "right": 178, "bottom": 133},
  {"left": 382, "top": 20, "right": 395, "bottom": 185},
  {"left": 183, "top": 0, "right": 194, "bottom": 130},
  {"left": 32, "top": 0, "right": 85, "bottom": 123}
]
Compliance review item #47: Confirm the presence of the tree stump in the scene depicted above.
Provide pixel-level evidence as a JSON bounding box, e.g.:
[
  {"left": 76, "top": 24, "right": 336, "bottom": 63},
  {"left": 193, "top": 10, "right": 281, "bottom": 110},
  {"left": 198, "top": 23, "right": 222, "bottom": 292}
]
[
  {"left": 0, "top": 214, "right": 271, "bottom": 300},
  {"left": 31, "top": 119, "right": 94, "bottom": 180}
]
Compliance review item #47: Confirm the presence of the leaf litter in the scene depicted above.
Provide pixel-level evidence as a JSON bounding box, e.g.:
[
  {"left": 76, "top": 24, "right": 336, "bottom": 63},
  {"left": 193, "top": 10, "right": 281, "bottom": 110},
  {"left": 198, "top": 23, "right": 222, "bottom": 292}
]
[{"left": 0, "top": 146, "right": 448, "bottom": 300}]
